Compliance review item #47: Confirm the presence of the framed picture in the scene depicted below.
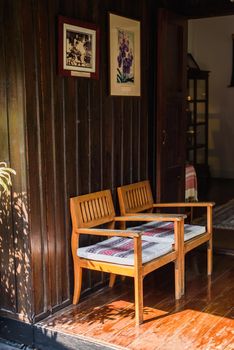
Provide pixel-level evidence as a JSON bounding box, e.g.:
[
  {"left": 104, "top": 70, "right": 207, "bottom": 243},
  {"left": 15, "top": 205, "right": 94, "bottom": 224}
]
[
  {"left": 58, "top": 15, "right": 99, "bottom": 79},
  {"left": 109, "top": 13, "right": 141, "bottom": 96}
]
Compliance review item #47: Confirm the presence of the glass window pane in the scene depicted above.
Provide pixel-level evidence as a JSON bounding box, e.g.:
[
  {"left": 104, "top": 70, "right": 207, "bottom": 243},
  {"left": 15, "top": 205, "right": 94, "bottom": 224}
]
[
  {"left": 187, "top": 103, "right": 194, "bottom": 124},
  {"left": 197, "top": 148, "right": 205, "bottom": 164},
  {"left": 197, "top": 124, "right": 205, "bottom": 145},
  {"left": 187, "top": 127, "right": 195, "bottom": 147},
  {"left": 188, "top": 79, "right": 194, "bottom": 101},
  {"left": 187, "top": 149, "right": 194, "bottom": 163},
  {"left": 197, "top": 79, "right": 206, "bottom": 100},
  {"left": 197, "top": 102, "right": 206, "bottom": 123}
]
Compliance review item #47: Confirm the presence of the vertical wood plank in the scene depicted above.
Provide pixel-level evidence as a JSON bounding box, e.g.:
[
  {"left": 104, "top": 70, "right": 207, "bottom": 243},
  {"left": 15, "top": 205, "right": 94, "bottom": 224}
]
[
  {"left": 0, "top": 1, "right": 16, "bottom": 314},
  {"left": 36, "top": 0, "right": 57, "bottom": 310},
  {"left": 6, "top": 0, "right": 33, "bottom": 319},
  {"left": 21, "top": 0, "right": 47, "bottom": 317},
  {"left": 0, "top": 0, "right": 158, "bottom": 322}
]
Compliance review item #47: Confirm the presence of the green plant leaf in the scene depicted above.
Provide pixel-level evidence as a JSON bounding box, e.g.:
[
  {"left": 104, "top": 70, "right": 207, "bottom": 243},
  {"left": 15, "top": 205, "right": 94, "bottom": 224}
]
[{"left": 0, "top": 162, "right": 16, "bottom": 194}]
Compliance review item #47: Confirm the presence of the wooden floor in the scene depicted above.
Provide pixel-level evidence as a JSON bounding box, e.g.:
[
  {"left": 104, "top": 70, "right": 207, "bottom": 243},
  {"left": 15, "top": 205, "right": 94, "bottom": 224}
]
[
  {"left": 38, "top": 252, "right": 234, "bottom": 350},
  {"left": 198, "top": 178, "right": 234, "bottom": 255}
]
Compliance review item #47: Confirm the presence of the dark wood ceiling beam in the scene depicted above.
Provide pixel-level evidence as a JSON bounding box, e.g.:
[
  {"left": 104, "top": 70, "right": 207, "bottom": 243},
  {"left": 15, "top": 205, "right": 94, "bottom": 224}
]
[{"left": 158, "top": 0, "right": 234, "bottom": 18}]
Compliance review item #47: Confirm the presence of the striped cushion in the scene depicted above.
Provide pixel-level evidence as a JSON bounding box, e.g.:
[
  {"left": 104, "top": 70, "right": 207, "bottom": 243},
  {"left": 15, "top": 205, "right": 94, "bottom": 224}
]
[
  {"left": 77, "top": 236, "right": 173, "bottom": 266},
  {"left": 128, "top": 222, "right": 206, "bottom": 243}
]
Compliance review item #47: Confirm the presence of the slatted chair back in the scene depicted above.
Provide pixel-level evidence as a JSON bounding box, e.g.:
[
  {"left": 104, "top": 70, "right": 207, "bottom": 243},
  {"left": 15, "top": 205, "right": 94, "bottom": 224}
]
[
  {"left": 70, "top": 190, "right": 116, "bottom": 230},
  {"left": 70, "top": 188, "right": 185, "bottom": 325},
  {"left": 118, "top": 180, "right": 215, "bottom": 297},
  {"left": 117, "top": 180, "right": 154, "bottom": 215}
]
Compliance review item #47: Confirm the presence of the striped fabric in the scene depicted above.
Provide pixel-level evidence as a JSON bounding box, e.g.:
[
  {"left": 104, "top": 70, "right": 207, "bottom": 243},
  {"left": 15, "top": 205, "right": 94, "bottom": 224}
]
[
  {"left": 185, "top": 164, "right": 198, "bottom": 201},
  {"left": 77, "top": 236, "right": 173, "bottom": 266},
  {"left": 128, "top": 221, "right": 206, "bottom": 243}
]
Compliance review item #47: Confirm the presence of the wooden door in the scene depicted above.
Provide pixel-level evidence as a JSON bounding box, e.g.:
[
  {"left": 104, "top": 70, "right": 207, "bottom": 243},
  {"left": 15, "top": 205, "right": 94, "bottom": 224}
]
[{"left": 156, "top": 9, "right": 188, "bottom": 203}]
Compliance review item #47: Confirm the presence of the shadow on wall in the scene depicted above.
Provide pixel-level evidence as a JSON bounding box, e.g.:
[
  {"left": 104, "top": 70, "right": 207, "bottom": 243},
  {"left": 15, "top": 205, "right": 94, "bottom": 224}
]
[
  {"left": 0, "top": 191, "right": 32, "bottom": 320},
  {"left": 208, "top": 114, "right": 220, "bottom": 177},
  {"left": 209, "top": 112, "right": 234, "bottom": 179}
]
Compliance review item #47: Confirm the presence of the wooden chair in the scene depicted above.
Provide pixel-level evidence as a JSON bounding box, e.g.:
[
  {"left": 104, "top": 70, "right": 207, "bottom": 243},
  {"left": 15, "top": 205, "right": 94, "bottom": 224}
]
[
  {"left": 117, "top": 180, "right": 215, "bottom": 295},
  {"left": 70, "top": 189, "right": 186, "bottom": 325}
]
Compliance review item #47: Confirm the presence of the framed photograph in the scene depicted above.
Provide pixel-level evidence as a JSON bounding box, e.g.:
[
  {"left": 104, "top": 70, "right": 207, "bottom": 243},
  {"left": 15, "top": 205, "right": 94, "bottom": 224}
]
[
  {"left": 58, "top": 16, "right": 99, "bottom": 79},
  {"left": 109, "top": 13, "right": 141, "bottom": 96}
]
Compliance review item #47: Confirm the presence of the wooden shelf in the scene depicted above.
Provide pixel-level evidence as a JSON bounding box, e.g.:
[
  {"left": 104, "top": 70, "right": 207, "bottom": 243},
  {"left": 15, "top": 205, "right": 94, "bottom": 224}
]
[
  {"left": 187, "top": 122, "right": 206, "bottom": 127},
  {"left": 187, "top": 99, "right": 206, "bottom": 103},
  {"left": 187, "top": 144, "right": 206, "bottom": 150}
]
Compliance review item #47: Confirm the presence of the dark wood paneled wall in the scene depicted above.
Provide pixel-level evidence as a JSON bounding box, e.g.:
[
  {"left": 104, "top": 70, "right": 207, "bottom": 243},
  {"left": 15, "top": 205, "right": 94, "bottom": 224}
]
[
  {"left": 0, "top": 0, "right": 33, "bottom": 322},
  {"left": 0, "top": 0, "right": 155, "bottom": 322}
]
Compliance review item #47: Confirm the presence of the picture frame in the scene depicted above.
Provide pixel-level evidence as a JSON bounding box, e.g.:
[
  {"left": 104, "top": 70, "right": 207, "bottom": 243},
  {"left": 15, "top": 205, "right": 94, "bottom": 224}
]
[
  {"left": 58, "top": 15, "right": 99, "bottom": 79},
  {"left": 109, "top": 13, "right": 141, "bottom": 96}
]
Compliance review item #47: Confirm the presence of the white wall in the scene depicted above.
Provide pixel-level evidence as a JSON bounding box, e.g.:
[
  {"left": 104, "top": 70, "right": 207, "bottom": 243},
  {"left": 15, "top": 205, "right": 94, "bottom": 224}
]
[{"left": 188, "top": 16, "right": 234, "bottom": 178}]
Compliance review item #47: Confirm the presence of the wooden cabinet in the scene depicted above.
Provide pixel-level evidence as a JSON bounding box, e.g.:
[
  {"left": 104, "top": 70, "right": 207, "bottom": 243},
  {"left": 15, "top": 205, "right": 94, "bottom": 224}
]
[{"left": 186, "top": 69, "right": 209, "bottom": 182}]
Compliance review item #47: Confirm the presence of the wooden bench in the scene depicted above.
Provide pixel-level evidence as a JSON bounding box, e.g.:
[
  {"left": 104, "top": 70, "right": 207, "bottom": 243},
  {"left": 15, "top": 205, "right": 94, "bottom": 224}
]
[
  {"left": 70, "top": 189, "right": 186, "bottom": 325},
  {"left": 117, "top": 180, "right": 215, "bottom": 295}
]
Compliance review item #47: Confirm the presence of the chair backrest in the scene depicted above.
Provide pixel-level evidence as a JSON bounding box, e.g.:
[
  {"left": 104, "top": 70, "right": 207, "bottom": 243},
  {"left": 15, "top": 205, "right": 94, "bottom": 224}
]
[
  {"left": 117, "top": 180, "right": 154, "bottom": 215},
  {"left": 70, "top": 190, "right": 116, "bottom": 229}
]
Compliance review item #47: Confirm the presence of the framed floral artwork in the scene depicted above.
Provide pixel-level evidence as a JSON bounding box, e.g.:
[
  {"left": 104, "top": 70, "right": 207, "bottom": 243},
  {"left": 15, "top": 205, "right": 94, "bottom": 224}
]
[
  {"left": 109, "top": 13, "right": 141, "bottom": 96},
  {"left": 58, "top": 16, "right": 99, "bottom": 79}
]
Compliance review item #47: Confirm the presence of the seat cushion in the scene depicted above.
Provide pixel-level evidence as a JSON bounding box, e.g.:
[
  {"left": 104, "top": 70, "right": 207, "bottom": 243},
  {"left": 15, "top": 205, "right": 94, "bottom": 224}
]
[
  {"left": 128, "top": 222, "right": 206, "bottom": 243},
  {"left": 77, "top": 236, "right": 173, "bottom": 266}
]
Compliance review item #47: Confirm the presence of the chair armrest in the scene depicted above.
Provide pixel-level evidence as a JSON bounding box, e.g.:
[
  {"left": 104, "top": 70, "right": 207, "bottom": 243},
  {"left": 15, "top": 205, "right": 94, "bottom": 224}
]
[
  {"left": 115, "top": 214, "right": 184, "bottom": 252},
  {"left": 153, "top": 202, "right": 215, "bottom": 208},
  {"left": 114, "top": 213, "right": 186, "bottom": 222},
  {"left": 76, "top": 228, "right": 142, "bottom": 238}
]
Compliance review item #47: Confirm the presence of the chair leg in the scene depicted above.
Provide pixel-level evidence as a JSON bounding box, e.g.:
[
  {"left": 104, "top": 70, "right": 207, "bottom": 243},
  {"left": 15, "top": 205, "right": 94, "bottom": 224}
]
[
  {"left": 207, "top": 206, "right": 213, "bottom": 276},
  {"left": 174, "top": 220, "right": 184, "bottom": 299},
  {"left": 73, "top": 264, "right": 82, "bottom": 304},
  {"left": 119, "top": 221, "right": 126, "bottom": 230},
  {"left": 134, "top": 275, "right": 143, "bottom": 326},
  {"left": 180, "top": 253, "right": 185, "bottom": 296},
  {"left": 207, "top": 238, "right": 213, "bottom": 276},
  {"left": 109, "top": 274, "right": 126, "bottom": 287},
  {"left": 174, "top": 260, "right": 181, "bottom": 300},
  {"left": 133, "top": 236, "right": 143, "bottom": 325},
  {"left": 109, "top": 274, "right": 116, "bottom": 288},
  {"left": 181, "top": 271, "right": 185, "bottom": 296}
]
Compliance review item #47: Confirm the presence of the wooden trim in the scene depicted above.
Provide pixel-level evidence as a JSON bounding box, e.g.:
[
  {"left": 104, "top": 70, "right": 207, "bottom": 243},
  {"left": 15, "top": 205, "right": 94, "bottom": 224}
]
[
  {"left": 79, "top": 259, "right": 135, "bottom": 277},
  {"left": 142, "top": 251, "right": 176, "bottom": 276},
  {"left": 114, "top": 213, "right": 186, "bottom": 222},
  {"left": 153, "top": 202, "right": 215, "bottom": 208},
  {"left": 184, "top": 232, "right": 211, "bottom": 253},
  {"left": 76, "top": 227, "right": 142, "bottom": 238}
]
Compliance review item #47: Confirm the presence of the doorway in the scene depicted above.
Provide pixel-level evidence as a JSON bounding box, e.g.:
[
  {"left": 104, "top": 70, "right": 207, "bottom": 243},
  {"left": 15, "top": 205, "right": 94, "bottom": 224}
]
[
  {"left": 188, "top": 15, "right": 234, "bottom": 183},
  {"left": 187, "top": 16, "right": 234, "bottom": 254}
]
